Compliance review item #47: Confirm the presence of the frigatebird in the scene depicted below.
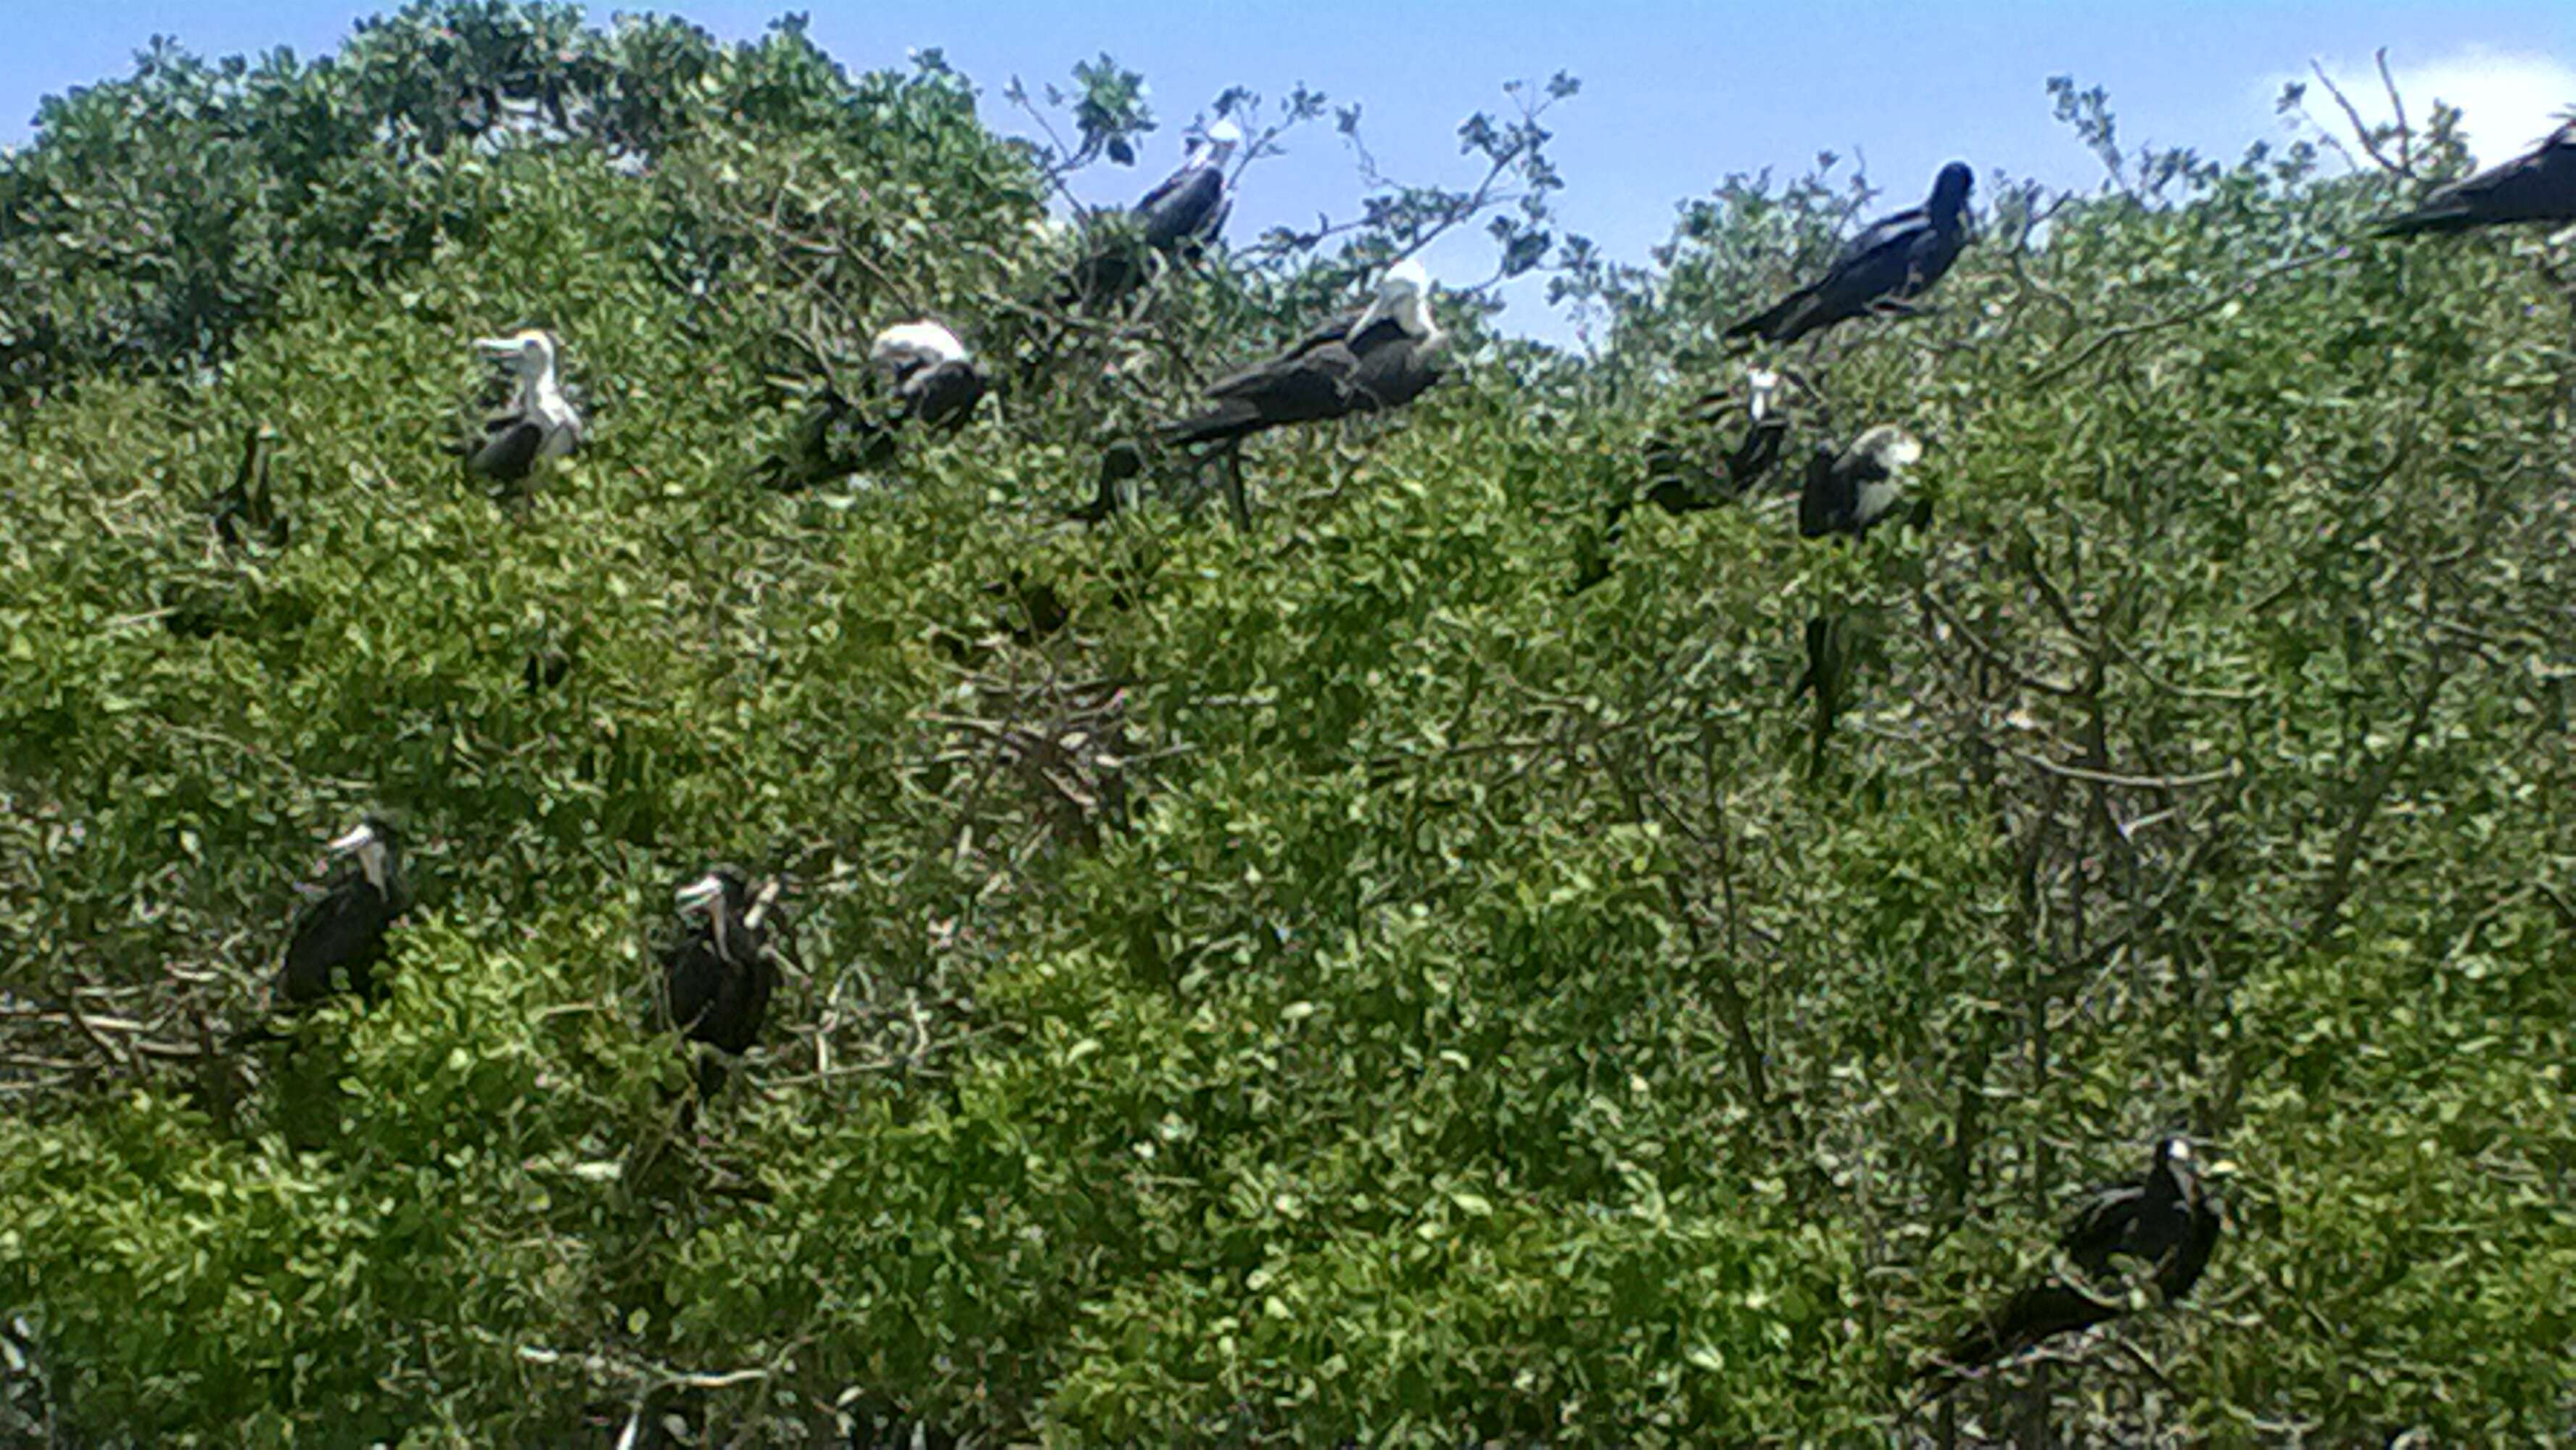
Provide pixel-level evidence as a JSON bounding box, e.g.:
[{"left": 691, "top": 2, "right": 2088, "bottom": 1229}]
[
  {"left": 872, "top": 321, "right": 987, "bottom": 432},
  {"left": 210, "top": 424, "right": 289, "bottom": 550},
  {"left": 451, "top": 329, "right": 582, "bottom": 487},
  {"left": 1727, "top": 162, "right": 1975, "bottom": 347},
  {"left": 1163, "top": 259, "right": 1448, "bottom": 449},
  {"left": 750, "top": 321, "right": 986, "bottom": 491},
  {"left": 1574, "top": 370, "right": 1805, "bottom": 594},
  {"left": 278, "top": 816, "right": 413, "bottom": 1009},
  {"left": 2370, "top": 121, "right": 2576, "bottom": 238},
  {"left": 661, "top": 869, "right": 781, "bottom": 1098},
  {"left": 1924, "top": 1135, "right": 2226, "bottom": 1384},
  {"left": 1799, "top": 426, "right": 1929, "bottom": 539},
  {"left": 1065, "top": 120, "right": 1244, "bottom": 306}
]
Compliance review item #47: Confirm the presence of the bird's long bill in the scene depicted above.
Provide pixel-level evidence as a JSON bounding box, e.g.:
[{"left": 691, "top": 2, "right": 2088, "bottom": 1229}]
[
  {"left": 1350, "top": 296, "right": 1394, "bottom": 337},
  {"left": 472, "top": 336, "right": 526, "bottom": 364},
  {"left": 674, "top": 874, "right": 726, "bottom": 914},
  {"left": 326, "top": 822, "right": 379, "bottom": 855}
]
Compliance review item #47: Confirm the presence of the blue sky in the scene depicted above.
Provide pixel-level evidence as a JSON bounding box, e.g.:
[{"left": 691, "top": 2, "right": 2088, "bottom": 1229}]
[{"left": 5, "top": 3, "right": 2571, "bottom": 342}]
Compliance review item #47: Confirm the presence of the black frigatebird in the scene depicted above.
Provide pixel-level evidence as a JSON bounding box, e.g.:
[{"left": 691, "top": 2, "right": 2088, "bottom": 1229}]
[
  {"left": 1923, "top": 1135, "right": 2226, "bottom": 1385},
  {"left": 1065, "top": 120, "right": 1245, "bottom": 306},
  {"left": 1164, "top": 259, "right": 1448, "bottom": 529},
  {"left": 278, "top": 816, "right": 413, "bottom": 1010},
  {"left": 210, "top": 424, "right": 290, "bottom": 550},
  {"left": 750, "top": 321, "right": 988, "bottom": 491},
  {"left": 1799, "top": 425, "right": 1929, "bottom": 539},
  {"left": 661, "top": 869, "right": 781, "bottom": 1099},
  {"left": 2371, "top": 120, "right": 2576, "bottom": 238},
  {"left": 451, "top": 329, "right": 583, "bottom": 489},
  {"left": 1164, "top": 259, "right": 1448, "bottom": 449},
  {"left": 1727, "top": 162, "right": 1975, "bottom": 347}
]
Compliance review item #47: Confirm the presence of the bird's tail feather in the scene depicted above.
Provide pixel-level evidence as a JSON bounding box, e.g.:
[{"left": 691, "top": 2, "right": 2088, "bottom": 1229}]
[
  {"left": 1724, "top": 287, "right": 1817, "bottom": 344},
  {"left": 1918, "top": 1280, "right": 2115, "bottom": 1389},
  {"left": 1161, "top": 401, "right": 1263, "bottom": 450}
]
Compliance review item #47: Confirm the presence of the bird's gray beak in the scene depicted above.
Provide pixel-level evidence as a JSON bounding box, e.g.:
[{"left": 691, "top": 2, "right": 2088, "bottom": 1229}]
[
  {"left": 329, "top": 824, "right": 389, "bottom": 890},
  {"left": 674, "top": 875, "right": 724, "bottom": 914}
]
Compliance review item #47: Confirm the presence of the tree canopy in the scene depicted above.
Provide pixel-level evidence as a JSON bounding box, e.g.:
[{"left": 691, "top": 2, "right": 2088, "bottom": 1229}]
[{"left": 2, "top": 7, "right": 2572, "bottom": 1443}]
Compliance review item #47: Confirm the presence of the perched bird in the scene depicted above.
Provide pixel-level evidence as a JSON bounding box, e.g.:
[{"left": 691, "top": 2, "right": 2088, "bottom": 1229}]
[
  {"left": 660, "top": 869, "right": 781, "bottom": 1098},
  {"left": 450, "top": 329, "right": 582, "bottom": 488},
  {"left": 2369, "top": 121, "right": 2576, "bottom": 237},
  {"left": 1576, "top": 370, "right": 1802, "bottom": 594},
  {"left": 1065, "top": 120, "right": 1244, "bottom": 305},
  {"left": 1727, "top": 161, "right": 1976, "bottom": 347},
  {"left": 1065, "top": 440, "right": 1149, "bottom": 524},
  {"left": 1138, "top": 118, "right": 1244, "bottom": 254},
  {"left": 871, "top": 321, "right": 988, "bottom": 434},
  {"left": 1799, "top": 426, "right": 1929, "bottom": 539},
  {"left": 210, "top": 424, "right": 289, "bottom": 550},
  {"left": 749, "top": 322, "right": 987, "bottom": 491},
  {"left": 277, "top": 816, "right": 413, "bottom": 1010},
  {"left": 1925, "top": 1135, "right": 2226, "bottom": 1383},
  {"left": 1163, "top": 259, "right": 1449, "bottom": 450},
  {"left": 1791, "top": 611, "right": 1854, "bottom": 774}
]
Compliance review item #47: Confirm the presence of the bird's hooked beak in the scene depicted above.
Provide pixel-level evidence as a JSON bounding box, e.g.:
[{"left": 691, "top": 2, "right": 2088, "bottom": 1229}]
[
  {"left": 1352, "top": 260, "right": 1434, "bottom": 338},
  {"left": 327, "top": 821, "right": 388, "bottom": 891},
  {"left": 674, "top": 873, "right": 727, "bottom": 916},
  {"left": 474, "top": 332, "right": 555, "bottom": 381}
]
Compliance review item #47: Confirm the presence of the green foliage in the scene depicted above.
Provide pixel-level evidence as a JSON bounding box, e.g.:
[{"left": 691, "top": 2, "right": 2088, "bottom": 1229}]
[{"left": 4, "top": 12, "right": 2575, "bottom": 1446}]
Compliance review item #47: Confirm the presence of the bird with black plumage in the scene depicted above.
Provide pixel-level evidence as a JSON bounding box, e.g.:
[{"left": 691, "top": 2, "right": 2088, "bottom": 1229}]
[
  {"left": 2370, "top": 119, "right": 2576, "bottom": 240},
  {"left": 1921, "top": 1134, "right": 2228, "bottom": 1388},
  {"left": 1062, "top": 119, "right": 1244, "bottom": 309},
  {"left": 233, "top": 816, "right": 414, "bottom": 1051},
  {"left": 1163, "top": 259, "right": 1449, "bottom": 529},
  {"left": 750, "top": 321, "right": 987, "bottom": 492},
  {"left": 1728, "top": 161, "right": 1976, "bottom": 349},
  {"left": 656, "top": 867, "right": 783, "bottom": 1102}
]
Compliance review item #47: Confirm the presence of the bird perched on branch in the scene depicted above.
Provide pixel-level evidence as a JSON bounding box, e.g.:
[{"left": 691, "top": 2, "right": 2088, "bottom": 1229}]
[
  {"left": 241, "top": 816, "right": 413, "bottom": 1032},
  {"left": 210, "top": 423, "right": 290, "bottom": 550},
  {"left": 1727, "top": 162, "right": 1975, "bottom": 347},
  {"left": 2369, "top": 120, "right": 2576, "bottom": 238},
  {"left": 1164, "top": 260, "right": 1448, "bottom": 450},
  {"left": 450, "top": 328, "right": 582, "bottom": 489},
  {"left": 1064, "top": 120, "right": 1244, "bottom": 307},
  {"left": 1163, "top": 260, "right": 1448, "bottom": 528},
  {"left": 1923, "top": 1135, "right": 2226, "bottom": 1386},
  {"left": 751, "top": 321, "right": 986, "bottom": 491},
  {"left": 1799, "top": 425, "right": 1930, "bottom": 539},
  {"left": 659, "top": 868, "right": 782, "bottom": 1099}
]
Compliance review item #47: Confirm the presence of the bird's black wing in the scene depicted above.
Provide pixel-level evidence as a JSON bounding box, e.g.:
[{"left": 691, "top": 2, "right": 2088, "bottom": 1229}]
[
  {"left": 1138, "top": 166, "right": 1226, "bottom": 252},
  {"left": 2057, "top": 1180, "right": 2147, "bottom": 1277},
  {"left": 1798, "top": 448, "right": 1848, "bottom": 538},
  {"left": 1831, "top": 204, "right": 1931, "bottom": 270},
  {"left": 1344, "top": 331, "right": 1442, "bottom": 415},
  {"left": 466, "top": 418, "right": 547, "bottom": 483},
  {"left": 1933, "top": 1278, "right": 2118, "bottom": 1378},
  {"left": 663, "top": 933, "right": 722, "bottom": 1039},
  {"left": 2374, "top": 125, "right": 2576, "bottom": 236},
  {"left": 903, "top": 362, "right": 987, "bottom": 432},
  {"left": 281, "top": 879, "right": 393, "bottom": 1006}
]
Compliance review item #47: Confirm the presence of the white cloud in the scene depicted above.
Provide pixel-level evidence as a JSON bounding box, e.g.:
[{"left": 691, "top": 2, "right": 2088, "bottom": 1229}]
[{"left": 2298, "top": 46, "right": 2576, "bottom": 165}]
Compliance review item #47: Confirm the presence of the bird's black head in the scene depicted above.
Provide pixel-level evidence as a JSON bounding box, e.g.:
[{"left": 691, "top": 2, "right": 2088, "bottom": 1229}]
[{"left": 1930, "top": 161, "right": 1974, "bottom": 220}]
